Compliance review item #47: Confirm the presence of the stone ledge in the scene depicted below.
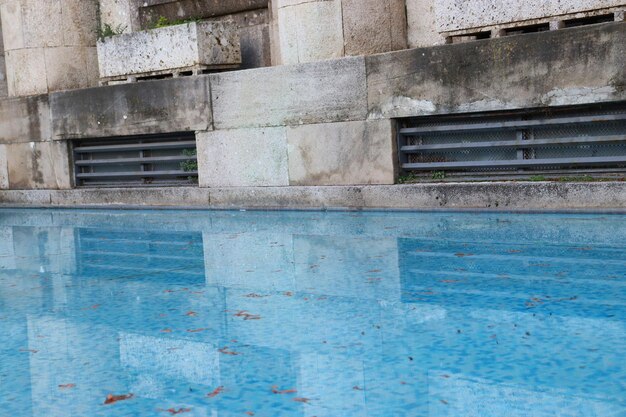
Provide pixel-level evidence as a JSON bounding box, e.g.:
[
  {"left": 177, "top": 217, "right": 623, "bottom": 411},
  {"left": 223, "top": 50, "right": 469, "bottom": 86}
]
[{"left": 0, "top": 182, "right": 624, "bottom": 211}]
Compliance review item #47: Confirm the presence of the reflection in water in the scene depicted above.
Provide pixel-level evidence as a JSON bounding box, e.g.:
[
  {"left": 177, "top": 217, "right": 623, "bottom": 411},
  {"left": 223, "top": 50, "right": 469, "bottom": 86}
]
[{"left": 0, "top": 209, "right": 624, "bottom": 417}]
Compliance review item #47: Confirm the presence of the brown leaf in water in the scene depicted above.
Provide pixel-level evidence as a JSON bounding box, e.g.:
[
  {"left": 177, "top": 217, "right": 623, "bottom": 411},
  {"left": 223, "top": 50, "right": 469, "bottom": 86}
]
[
  {"left": 218, "top": 347, "right": 240, "bottom": 356},
  {"left": 244, "top": 293, "right": 267, "bottom": 298},
  {"left": 207, "top": 386, "right": 224, "bottom": 398},
  {"left": 184, "top": 311, "right": 197, "bottom": 317},
  {"left": 293, "top": 397, "right": 311, "bottom": 403},
  {"left": 187, "top": 328, "right": 209, "bottom": 333},
  {"left": 245, "top": 412, "right": 255, "bottom": 416},
  {"left": 440, "top": 399, "right": 448, "bottom": 405},
  {"left": 367, "top": 269, "right": 382, "bottom": 273},
  {"left": 233, "top": 311, "right": 261, "bottom": 320},
  {"left": 352, "top": 386, "right": 363, "bottom": 391},
  {"left": 82, "top": 304, "right": 100, "bottom": 310},
  {"left": 283, "top": 292, "right": 293, "bottom": 297},
  {"left": 104, "top": 393, "right": 134, "bottom": 405},
  {"left": 161, "top": 328, "right": 172, "bottom": 333},
  {"left": 271, "top": 386, "right": 297, "bottom": 394},
  {"left": 454, "top": 253, "right": 473, "bottom": 258},
  {"left": 440, "top": 280, "right": 460, "bottom": 284},
  {"left": 58, "top": 384, "right": 76, "bottom": 389},
  {"left": 159, "top": 408, "right": 192, "bottom": 415},
  {"left": 19, "top": 349, "right": 38, "bottom": 354}
]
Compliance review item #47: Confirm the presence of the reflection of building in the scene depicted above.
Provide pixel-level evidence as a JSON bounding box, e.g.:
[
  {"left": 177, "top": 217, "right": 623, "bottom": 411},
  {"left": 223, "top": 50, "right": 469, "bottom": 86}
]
[{"left": 0, "top": 210, "right": 624, "bottom": 416}]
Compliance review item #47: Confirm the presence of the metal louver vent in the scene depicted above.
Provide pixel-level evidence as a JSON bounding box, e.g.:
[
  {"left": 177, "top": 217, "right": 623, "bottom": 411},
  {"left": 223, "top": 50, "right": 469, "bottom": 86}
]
[
  {"left": 72, "top": 133, "right": 198, "bottom": 187},
  {"left": 397, "top": 102, "right": 626, "bottom": 178}
]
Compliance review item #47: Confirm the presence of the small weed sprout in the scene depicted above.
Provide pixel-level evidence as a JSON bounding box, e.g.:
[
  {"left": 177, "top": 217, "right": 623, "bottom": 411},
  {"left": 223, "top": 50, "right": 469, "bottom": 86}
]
[
  {"left": 180, "top": 149, "right": 198, "bottom": 173},
  {"left": 150, "top": 16, "right": 202, "bottom": 29},
  {"left": 397, "top": 172, "right": 420, "bottom": 184},
  {"left": 432, "top": 171, "right": 446, "bottom": 180},
  {"left": 96, "top": 23, "right": 127, "bottom": 40}
]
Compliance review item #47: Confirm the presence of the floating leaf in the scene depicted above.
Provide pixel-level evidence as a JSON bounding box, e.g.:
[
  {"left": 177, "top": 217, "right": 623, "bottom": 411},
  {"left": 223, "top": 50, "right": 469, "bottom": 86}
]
[
  {"left": 104, "top": 393, "right": 134, "bottom": 405},
  {"left": 207, "top": 386, "right": 224, "bottom": 398},
  {"left": 158, "top": 408, "right": 191, "bottom": 415},
  {"left": 293, "top": 397, "right": 311, "bottom": 403},
  {"left": 58, "top": 384, "right": 76, "bottom": 389},
  {"left": 271, "top": 386, "right": 297, "bottom": 394},
  {"left": 185, "top": 311, "right": 197, "bottom": 317},
  {"left": 218, "top": 347, "right": 240, "bottom": 356}
]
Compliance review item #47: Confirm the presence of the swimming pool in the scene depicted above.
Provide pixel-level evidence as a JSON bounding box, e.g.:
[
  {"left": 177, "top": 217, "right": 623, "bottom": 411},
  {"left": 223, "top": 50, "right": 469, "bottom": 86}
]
[{"left": 0, "top": 209, "right": 624, "bottom": 417}]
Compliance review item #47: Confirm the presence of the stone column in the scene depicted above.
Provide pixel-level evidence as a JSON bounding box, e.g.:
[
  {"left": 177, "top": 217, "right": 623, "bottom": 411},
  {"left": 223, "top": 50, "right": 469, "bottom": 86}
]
[
  {"left": 270, "top": 0, "right": 407, "bottom": 65},
  {"left": 0, "top": 11, "right": 7, "bottom": 98},
  {"left": 0, "top": 0, "right": 100, "bottom": 97}
]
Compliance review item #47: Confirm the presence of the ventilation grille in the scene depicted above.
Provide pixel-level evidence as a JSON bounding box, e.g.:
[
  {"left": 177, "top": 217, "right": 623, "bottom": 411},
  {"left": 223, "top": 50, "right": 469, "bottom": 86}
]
[
  {"left": 397, "top": 102, "right": 626, "bottom": 177},
  {"left": 72, "top": 133, "right": 198, "bottom": 187}
]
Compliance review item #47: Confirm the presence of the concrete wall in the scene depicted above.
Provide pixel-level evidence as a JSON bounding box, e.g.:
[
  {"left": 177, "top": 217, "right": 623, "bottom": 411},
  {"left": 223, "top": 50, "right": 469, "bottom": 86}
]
[
  {"left": 0, "top": 0, "right": 100, "bottom": 97},
  {"left": 0, "top": 22, "right": 624, "bottom": 192},
  {"left": 406, "top": 0, "right": 442, "bottom": 48},
  {"left": 270, "top": 0, "right": 407, "bottom": 65}
]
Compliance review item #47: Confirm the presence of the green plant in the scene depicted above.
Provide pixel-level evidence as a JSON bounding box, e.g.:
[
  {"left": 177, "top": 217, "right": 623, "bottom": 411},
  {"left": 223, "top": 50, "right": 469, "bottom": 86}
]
[
  {"left": 529, "top": 175, "right": 546, "bottom": 181},
  {"left": 397, "top": 172, "right": 420, "bottom": 184},
  {"left": 558, "top": 175, "right": 595, "bottom": 182},
  {"left": 180, "top": 149, "right": 198, "bottom": 172},
  {"left": 431, "top": 171, "right": 446, "bottom": 180},
  {"left": 150, "top": 15, "right": 202, "bottom": 29},
  {"left": 96, "top": 23, "right": 127, "bottom": 40}
]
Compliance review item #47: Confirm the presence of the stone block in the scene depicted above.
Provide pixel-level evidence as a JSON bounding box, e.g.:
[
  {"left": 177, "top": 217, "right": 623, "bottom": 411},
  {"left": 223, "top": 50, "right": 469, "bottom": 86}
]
[
  {"left": 5, "top": 48, "right": 47, "bottom": 96},
  {"left": 0, "top": 144, "right": 8, "bottom": 189},
  {"left": 0, "top": 94, "right": 51, "bottom": 144},
  {"left": 341, "top": 0, "right": 407, "bottom": 56},
  {"left": 436, "top": 0, "right": 626, "bottom": 33},
  {"left": 211, "top": 56, "right": 367, "bottom": 129},
  {"left": 196, "top": 127, "right": 289, "bottom": 187},
  {"left": 272, "top": 0, "right": 344, "bottom": 65},
  {"left": 61, "top": 0, "right": 99, "bottom": 47},
  {"left": 50, "top": 76, "right": 212, "bottom": 139},
  {"left": 238, "top": 17, "right": 271, "bottom": 68},
  {"left": 366, "top": 23, "right": 626, "bottom": 119},
  {"left": 44, "top": 47, "right": 99, "bottom": 93},
  {"left": 406, "top": 0, "right": 443, "bottom": 48},
  {"left": 21, "top": 0, "right": 63, "bottom": 48},
  {"left": 0, "top": 0, "right": 24, "bottom": 51},
  {"left": 97, "top": 21, "right": 241, "bottom": 79},
  {"left": 98, "top": 0, "right": 135, "bottom": 33},
  {"left": 287, "top": 120, "right": 396, "bottom": 186},
  {"left": 6, "top": 141, "right": 71, "bottom": 189}
]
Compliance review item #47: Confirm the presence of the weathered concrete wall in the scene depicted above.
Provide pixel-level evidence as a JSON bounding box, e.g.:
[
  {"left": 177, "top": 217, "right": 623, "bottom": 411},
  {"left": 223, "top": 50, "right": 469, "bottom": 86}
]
[
  {"left": 50, "top": 76, "right": 212, "bottom": 139},
  {"left": 270, "top": 0, "right": 407, "bottom": 65},
  {"left": 211, "top": 56, "right": 367, "bottom": 129},
  {"left": 0, "top": 22, "right": 624, "bottom": 193},
  {"left": 0, "top": 0, "right": 100, "bottom": 97},
  {"left": 436, "top": 0, "right": 626, "bottom": 33},
  {"left": 99, "top": 0, "right": 139, "bottom": 33},
  {"left": 0, "top": 183, "right": 625, "bottom": 210},
  {"left": 367, "top": 22, "right": 626, "bottom": 119}
]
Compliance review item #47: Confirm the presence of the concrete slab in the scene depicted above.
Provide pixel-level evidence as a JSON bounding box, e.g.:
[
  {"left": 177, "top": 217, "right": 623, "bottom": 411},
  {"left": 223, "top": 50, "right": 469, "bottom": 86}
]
[
  {"left": 406, "top": 0, "right": 443, "bottom": 48},
  {"left": 44, "top": 47, "right": 98, "bottom": 93},
  {"left": 0, "top": 1, "right": 24, "bottom": 51},
  {"left": 366, "top": 23, "right": 626, "bottom": 119},
  {"left": 211, "top": 56, "right": 367, "bottom": 129},
  {"left": 436, "top": 0, "right": 626, "bottom": 33},
  {"left": 287, "top": 120, "right": 396, "bottom": 186},
  {"left": 197, "top": 127, "right": 289, "bottom": 187},
  {"left": 50, "top": 76, "right": 212, "bottom": 139},
  {"left": 6, "top": 141, "right": 71, "bottom": 189},
  {"left": 0, "top": 94, "right": 51, "bottom": 144},
  {"left": 97, "top": 21, "right": 241, "bottom": 79},
  {"left": 1, "top": 183, "right": 624, "bottom": 210}
]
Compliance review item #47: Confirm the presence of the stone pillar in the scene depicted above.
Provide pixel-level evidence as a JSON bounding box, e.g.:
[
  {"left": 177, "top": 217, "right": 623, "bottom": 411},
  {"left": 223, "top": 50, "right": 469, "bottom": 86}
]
[
  {"left": 270, "top": 0, "right": 407, "bottom": 66},
  {"left": 0, "top": 0, "right": 100, "bottom": 97},
  {"left": 0, "top": 11, "right": 7, "bottom": 98},
  {"left": 406, "top": 0, "right": 443, "bottom": 48}
]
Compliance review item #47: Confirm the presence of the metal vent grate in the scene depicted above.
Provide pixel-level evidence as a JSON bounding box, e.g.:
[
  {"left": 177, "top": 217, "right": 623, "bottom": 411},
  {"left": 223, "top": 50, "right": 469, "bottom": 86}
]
[
  {"left": 72, "top": 133, "right": 198, "bottom": 187},
  {"left": 397, "top": 102, "right": 626, "bottom": 177}
]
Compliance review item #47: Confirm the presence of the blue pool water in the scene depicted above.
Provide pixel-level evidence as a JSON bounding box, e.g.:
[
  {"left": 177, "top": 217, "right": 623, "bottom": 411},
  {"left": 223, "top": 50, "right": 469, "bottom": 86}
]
[{"left": 0, "top": 208, "right": 624, "bottom": 417}]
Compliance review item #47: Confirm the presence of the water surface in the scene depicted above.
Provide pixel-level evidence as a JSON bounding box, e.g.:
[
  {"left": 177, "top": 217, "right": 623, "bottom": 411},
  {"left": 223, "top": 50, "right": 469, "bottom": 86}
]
[{"left": 0, "top": 209, "right": 624, "bottom": 417}]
